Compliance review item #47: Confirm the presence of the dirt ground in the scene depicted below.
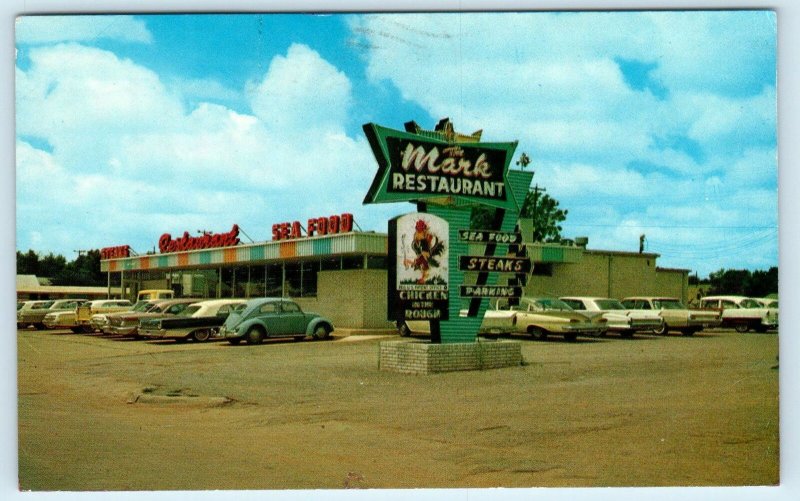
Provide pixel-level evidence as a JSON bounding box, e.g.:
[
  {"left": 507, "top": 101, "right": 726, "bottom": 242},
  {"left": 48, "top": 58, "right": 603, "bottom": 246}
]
[{"left": 17, "top": 326, "right": 778, "bottom": 491}]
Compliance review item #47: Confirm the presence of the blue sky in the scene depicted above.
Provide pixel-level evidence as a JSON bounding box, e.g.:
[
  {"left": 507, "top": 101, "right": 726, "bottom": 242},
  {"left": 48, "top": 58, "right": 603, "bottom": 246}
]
[{"left": 14, "top": 11, "right": 778, "bottom": 278}]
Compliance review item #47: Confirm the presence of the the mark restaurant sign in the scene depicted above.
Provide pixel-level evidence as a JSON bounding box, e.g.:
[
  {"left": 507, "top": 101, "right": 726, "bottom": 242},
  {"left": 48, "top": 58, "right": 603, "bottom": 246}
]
[
  {"left": 159, "top": 224, "right": 240, "bottom": 253},
  {"left": 363, "top": 123, "right": 518, "bottom": 209}
]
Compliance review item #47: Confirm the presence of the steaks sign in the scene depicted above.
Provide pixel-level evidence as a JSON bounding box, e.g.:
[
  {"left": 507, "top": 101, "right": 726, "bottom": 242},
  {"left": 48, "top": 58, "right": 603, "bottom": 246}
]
[{"left": 458, "top": 256, "right": 532, "bottom": 274}]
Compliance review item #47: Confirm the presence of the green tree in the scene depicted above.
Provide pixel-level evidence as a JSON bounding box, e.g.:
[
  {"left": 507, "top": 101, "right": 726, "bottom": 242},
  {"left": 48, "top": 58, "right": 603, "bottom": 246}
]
[
  {"left": 470, "top": 153, "right": 568, "bottom": 242},
  {"left": 519, "top": 187, "right": 568, "bottom": 242},
  {"left": 707, "top": 267, "right": 778, "bottom": 297},
  {"left": 36, "top": 253, "right": 67, "bottom": 279},
  {"left": 16, "top": 250, "right": 40, "bottom": 275}
]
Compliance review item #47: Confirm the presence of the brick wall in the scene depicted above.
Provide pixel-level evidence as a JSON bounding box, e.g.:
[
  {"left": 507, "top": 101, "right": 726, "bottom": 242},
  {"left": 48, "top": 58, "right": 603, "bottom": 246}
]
[
  {"left": 379, "top": 340, "right": 523, "bottom": 374},
  {"left": 317, "top": 269, "right": 393, "bottom": 329}
]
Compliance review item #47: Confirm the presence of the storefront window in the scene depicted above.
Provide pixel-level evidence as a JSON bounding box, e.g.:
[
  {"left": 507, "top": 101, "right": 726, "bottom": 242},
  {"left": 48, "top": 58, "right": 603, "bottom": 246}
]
[
  {"left": 234, "top": 267, "right": 249, "bottom": 298},
  {"left": 265, "top": 264, "right": 282, "bottom": 297},
  {"left": 284, "top": 262, "right": 301, "bottom": 297},
  {"left": 342, "top": 256, "right": 364, "bottom": 270},
  {"left": 367, "top": 256, "right": 387, "bottom": 269},
  {"left": 301, "top": 261, "right": 319, "bottom": 297}
]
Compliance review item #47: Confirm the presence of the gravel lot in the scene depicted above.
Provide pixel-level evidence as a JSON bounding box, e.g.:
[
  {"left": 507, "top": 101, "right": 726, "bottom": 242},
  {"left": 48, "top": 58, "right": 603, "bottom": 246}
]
[{"left": 17, "top": 327, "right": 778, "bottom": 490}]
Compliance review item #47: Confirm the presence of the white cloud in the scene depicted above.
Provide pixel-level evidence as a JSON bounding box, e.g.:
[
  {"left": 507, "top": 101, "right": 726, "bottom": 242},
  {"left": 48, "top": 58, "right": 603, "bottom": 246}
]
[
  {"left": 16, "top": 15, "right": 152, "bottom": 44},
  {"left": 350, "top": 12, "right": 777, "bottom": 276},
  {"left": 15, "top": 42, "right": 381, "bottom": 257},
  {"left": 248, "top": 43, "right": 352, "bottom": 135}
]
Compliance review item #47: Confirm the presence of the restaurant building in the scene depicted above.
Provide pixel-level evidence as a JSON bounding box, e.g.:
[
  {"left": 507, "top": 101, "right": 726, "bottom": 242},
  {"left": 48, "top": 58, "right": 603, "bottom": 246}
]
[{"left": 98, "top": 217, "right": 689, "bottom": 329}]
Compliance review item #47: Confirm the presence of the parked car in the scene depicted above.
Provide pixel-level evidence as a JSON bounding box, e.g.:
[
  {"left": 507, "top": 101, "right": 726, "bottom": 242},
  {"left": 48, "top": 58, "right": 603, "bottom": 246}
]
[
  {"left": 559, "top": 296, "right": 663, "bottom": 338},
  {"left": 699, "top": 295, "right": 778, "bottom": 333},
  {"left": 103, "top": 298, "right": 197, "bottom": 338},
  {"left": 754, "top": 297, "right": 778, "bottom": 309},
  {"left": 218, "top": 298, "right": 334, "bottom": 345},
  {"left": 136, "top": 289, "right": 175, "bottom": 301},
  {"left": 17, "top": 300, "right": 55, "bottom": 329},
  {"left": 139, "top": 299, "right": 246, "bottom": 342},
  {"left": 482, "top": 297, "right": 605, "bottom": 341},
  {"left": 18, "top": 299, "right": 88, "bottom": 330},
  {"left": 90, "top": 300, "right": 158, "bottom": 332},
  {"left": 620, "top": 297, "right": 720, "bottom": 336},
  {"left": 44, "top": 299, "right": 133, "bottom": 332}
]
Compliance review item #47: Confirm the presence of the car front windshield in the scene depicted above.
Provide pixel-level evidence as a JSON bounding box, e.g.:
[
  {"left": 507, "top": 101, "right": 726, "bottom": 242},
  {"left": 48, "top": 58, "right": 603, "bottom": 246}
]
[
  {"left": 654, "top": 299, "right": 685, "bottom": 309},
  {"left": 131, "top": 301, "right": 152, "bottom": 312},
  {"left": 596, "top": 299, "right": 626, "bottom": 310}
]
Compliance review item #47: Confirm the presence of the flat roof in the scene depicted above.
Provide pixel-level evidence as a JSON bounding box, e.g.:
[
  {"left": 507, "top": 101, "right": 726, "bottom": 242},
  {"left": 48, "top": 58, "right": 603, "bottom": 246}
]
[{"left": 101, "top": 231, "right": 388, "bottom": 273}]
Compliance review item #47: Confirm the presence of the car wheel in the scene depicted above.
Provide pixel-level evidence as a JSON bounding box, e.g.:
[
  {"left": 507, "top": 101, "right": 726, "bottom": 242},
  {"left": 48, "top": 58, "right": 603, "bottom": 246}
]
[
  {"left": 245, "top": 327, "right": 264, "bottom": 345},
  {"left": 564, "top": 333, "right": 578, "bottom": 342},
  {"left": 529, "top": 327, "right": 547, "bottom": 341},
  {"left": 70, "top": 327, "right": 83, "bottom": 333},
  {"left": 313, "top": 325, "right": 330, "bottom": 340},
  {"left": 33, "top": 323, "right": 45, "bottom": 330},
  {"left": 654, "top": 323, "right": 668, "bottom": 336},
  {"left": 755, "top": 326, "right": 768, "bottom": 333},
  {"left": 192, "top": 329, "right": 211, "bottom": 342},
  {"left": 681, "top": 329, "right": 696, "bottom": 336},
  {"left": 81, "top": 325, "right": 94, "bottom": 334},
  {"left": 620, "top": 330, "right": 634, "bottom": 339},
  {"left": 227, "top": 338, "right": 241, "bottom": 345},
  {"left": 398, "top": 322, "right": 412, "bottom": 337},
  {"left": 734, "top": 324, "right": 749, "bottom": 333}
]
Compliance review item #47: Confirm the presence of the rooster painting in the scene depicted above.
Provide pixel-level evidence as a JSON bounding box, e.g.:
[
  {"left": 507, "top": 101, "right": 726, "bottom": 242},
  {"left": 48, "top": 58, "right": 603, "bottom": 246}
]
[{"left": 405, "top": 219, "right": 446, "bottom": 284}]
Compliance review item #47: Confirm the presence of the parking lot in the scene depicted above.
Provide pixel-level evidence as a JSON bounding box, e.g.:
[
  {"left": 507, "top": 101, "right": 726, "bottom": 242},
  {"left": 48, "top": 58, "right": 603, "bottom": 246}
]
[{"left": 17, "top": 326, "right": 778, "bottom": 490}]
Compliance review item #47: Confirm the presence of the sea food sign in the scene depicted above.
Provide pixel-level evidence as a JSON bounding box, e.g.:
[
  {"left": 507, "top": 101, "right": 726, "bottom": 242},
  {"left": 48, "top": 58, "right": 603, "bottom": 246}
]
[
  {"left": 388, "top": 213, "right": 449, "bottom": 321},
  {"left": 363, "top": 123, "right": 517, "bottom": 210}
]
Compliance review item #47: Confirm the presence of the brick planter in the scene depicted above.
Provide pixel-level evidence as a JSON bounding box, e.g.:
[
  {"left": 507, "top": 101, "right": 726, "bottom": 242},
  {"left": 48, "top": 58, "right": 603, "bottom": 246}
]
[{"left": 378, "top": 339, "right": 523, "bottom": 374}]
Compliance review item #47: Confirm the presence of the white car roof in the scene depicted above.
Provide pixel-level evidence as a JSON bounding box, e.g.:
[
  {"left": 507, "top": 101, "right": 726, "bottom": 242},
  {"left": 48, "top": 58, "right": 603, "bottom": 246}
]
[{"left": 701, "top": 295, "right": 748, "bottom": 301}]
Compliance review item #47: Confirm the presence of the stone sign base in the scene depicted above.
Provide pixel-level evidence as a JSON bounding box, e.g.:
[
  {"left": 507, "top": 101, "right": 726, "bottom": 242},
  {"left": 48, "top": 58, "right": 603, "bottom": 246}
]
[{"left": 378, "top": 339, "right": 523, "bottom": 374}]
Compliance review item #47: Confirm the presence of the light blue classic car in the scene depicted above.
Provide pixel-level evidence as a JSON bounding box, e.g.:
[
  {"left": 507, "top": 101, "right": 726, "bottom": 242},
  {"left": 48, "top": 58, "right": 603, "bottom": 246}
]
[{"left": 217, "top": 298, "right": 334, "bottom": 345}]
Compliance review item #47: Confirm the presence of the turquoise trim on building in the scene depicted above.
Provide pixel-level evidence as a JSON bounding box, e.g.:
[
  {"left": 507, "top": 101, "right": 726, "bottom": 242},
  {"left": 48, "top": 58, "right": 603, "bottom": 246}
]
[
  {"left": 158, "top": 255, "right": 169, "bottom": 268},
  {"left": 249, "top": 246, "right": 265, "bottom": 261},
  {"left": 199, "top": 251, "right": 211, "bottom": 265},
  {"left": 313, "top": 238, "right": 332, "bottom": 255}
]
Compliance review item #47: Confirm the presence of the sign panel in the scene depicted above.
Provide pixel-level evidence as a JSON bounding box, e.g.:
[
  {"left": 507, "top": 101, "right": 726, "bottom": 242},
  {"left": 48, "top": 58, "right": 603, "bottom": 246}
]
[
  {"left": 272, "top": 213, "right": 354, "bottom": 240},
  {"left": 388, "top": 212, "right": 449, "bottom": 321},
  {"left": 458, "top": 256, "right": 532, "bottom": 274},
  {"left": 385, "top": 137, "right": 507, "bottom": 201},
  {"left": 460, "top": 285, "right": 523, "bottom": 298},
  {"left": 159, "top": 224, "right": 240, "bottom": 253},
  {"left": 363, "top": 123, "right": 519, "bottom": 210},
  {"left": 458, "top": 229, "right": 521, "bottom": 244}
]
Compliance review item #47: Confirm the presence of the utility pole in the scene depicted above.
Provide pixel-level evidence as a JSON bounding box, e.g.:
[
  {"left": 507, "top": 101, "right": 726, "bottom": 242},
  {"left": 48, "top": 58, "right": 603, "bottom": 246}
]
[
  {"left": 639, "top": 234, "right": 646, "bottom": 253},
  {"left": 530, "top": 184, "right": 546, "bottom": 241}
]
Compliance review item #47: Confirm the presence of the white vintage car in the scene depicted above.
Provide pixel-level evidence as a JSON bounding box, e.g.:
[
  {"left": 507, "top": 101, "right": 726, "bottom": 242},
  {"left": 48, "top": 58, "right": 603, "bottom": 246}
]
[
  {"left": 139, "top": 299, "right": 246, "bottom": 342},
  {"left": 481, "top": 297, "right": 605, "bottom": 341},
  {"left": 559, "top": 296, "right": 663, "bottom": 338},
  {"left": 621, "top": 297, "right": 720, "bottom": 336},
  {"left": 44, "top": 299, "right": 133, "bottom": 332},
  {"left": 699, "top": 295, "right": 778, "bottom": 333},
  {"left": 17, "top": 300, "right": 55, "bottom": 329}
]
